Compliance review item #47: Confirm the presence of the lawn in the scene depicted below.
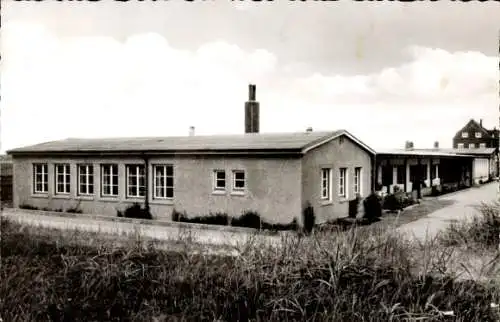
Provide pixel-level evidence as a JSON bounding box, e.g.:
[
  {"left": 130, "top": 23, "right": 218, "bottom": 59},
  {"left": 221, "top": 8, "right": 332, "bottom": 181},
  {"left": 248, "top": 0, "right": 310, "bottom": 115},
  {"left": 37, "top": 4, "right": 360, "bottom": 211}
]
[{"left": 1, "top": 202, "right": 500, "bottom": 322}]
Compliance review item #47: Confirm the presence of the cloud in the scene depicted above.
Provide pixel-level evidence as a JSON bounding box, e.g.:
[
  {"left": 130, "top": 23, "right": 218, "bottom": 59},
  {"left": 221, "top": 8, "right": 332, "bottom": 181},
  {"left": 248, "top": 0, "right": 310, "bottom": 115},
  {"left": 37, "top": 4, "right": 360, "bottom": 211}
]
[{"left": 1, "top": 20, "right": 497, "bottom": 153}]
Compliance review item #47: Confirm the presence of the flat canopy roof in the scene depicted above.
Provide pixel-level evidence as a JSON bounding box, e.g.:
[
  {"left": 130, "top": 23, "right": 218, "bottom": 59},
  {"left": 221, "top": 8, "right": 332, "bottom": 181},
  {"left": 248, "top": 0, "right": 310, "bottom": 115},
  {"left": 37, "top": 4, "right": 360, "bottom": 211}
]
[{"left": 376, "top": 149, "right": 477, "bottom": 158}]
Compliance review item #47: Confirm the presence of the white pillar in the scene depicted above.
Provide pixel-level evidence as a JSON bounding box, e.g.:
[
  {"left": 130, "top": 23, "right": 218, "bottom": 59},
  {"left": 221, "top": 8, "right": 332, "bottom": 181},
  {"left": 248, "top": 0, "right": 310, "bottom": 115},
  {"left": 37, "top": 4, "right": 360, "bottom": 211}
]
[
  {"left": 436, "top": 164, "right": 439, "bottom": 185},
  {"left": 426, "top": 160, "right": 431, "bottom": 187},
  {"left": 392, "top": 166, "right": 397, "bottom": 193},
  {"left": 406, "top": 161, "right": 411, "bottom": 193}
]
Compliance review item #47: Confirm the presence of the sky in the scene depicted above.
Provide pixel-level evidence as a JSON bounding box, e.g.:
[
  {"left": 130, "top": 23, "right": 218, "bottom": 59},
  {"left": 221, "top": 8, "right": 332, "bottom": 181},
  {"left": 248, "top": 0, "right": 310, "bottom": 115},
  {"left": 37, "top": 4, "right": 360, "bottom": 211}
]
[{"left": 1, "top": 1, "right": 499, "bottom": 153}]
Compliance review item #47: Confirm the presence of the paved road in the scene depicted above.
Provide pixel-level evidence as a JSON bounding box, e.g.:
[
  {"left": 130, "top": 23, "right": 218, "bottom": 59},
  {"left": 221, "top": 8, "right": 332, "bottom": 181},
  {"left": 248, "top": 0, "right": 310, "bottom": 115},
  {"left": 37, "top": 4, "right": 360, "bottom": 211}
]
[{"left": 397, "top": 182, "right": 498, "bottom": 241}]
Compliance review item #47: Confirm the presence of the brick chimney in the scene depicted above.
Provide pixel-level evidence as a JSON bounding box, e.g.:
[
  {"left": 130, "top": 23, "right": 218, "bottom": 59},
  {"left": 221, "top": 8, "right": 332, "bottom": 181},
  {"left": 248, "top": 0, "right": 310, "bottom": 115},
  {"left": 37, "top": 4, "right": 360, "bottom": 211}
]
[
  {"left": 433, "top": 141, "right": 439, "bottom": 149},
  {"left": 405, "top": 141, "right": 414, "bottom": 150},
  {"left": 189, "top": 126, "right": 195, "bottom": 136},
  {"left": 306, "top": 127, "right": 313, "bottom": 133},
  {"left": 245, "top": 84, "right": 260, "bottom": 133},
  {"left": 480, "top": 119, "right": 483, "bottom": 127}
]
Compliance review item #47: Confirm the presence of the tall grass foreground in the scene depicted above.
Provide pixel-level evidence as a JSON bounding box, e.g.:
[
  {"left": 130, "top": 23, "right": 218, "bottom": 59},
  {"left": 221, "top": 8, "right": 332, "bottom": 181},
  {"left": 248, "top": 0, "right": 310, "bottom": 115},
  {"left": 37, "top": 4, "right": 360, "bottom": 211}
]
[{"left": 1, "top": 205, "right": 500, "bottom": 322}]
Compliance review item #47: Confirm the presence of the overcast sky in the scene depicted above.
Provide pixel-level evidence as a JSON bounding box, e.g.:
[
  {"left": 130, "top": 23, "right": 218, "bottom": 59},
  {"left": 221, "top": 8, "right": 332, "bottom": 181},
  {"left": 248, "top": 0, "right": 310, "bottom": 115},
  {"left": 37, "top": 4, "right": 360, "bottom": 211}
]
[{"left": 1, "top": 1, "right": 499, "bottom": 153}]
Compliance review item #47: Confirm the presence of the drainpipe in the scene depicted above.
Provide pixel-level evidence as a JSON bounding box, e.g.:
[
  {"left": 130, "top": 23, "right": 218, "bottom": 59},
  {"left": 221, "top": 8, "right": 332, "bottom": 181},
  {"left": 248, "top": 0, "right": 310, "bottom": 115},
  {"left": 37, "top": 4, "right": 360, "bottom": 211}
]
[
  {"left": 142, "top": 154, "right": 150, "bottom": 212},
  {"left": 372, "top": 154, "right": 377, "bottom": 192}
]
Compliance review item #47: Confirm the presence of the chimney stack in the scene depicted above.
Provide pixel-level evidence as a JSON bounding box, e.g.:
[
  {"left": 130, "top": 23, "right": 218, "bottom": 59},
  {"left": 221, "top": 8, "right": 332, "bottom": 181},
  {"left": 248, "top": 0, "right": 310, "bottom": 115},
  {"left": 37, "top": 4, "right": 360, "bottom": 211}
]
[
  {"left": 405, "top": 141, "right": 414, "bottom": 150},
  {"left": 306, "top": 127, "right": 313, "bottom": 133},
  {"left": 480, "top": 119, "right": 483, "bottom": 127},
  {"left": 189, "top": 126, "right": 195, "bottom": 136},
  {"left": 245, "top": 84, "right": 260, "bottom": 133},
  {"left": 434, "top": 141, "right": 439, "bottom": 149}
]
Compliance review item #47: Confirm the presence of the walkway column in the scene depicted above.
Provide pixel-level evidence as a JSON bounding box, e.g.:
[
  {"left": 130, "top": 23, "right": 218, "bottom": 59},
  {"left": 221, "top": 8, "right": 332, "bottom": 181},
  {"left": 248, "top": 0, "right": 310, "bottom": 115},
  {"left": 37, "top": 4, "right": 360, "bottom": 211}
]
[
  {"left": 417, "top": 158, "right": 422, "bottom": 199},
  {"left": 404, "top": 158, "right": 409, "bottom": 193},
  {"left": 426, "top": 159, "right": 431, "bottom": 188}
]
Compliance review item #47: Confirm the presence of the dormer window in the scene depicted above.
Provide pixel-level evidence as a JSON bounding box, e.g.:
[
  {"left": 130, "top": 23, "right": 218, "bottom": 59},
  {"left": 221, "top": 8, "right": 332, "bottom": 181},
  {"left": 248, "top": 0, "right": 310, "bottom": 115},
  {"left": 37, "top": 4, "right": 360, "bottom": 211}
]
[
  {"left": 461, "top": 132, "right": 468, "bottom": 138},
  {"left": 475, "top": 132, "right": 482, "bottom": 138}
]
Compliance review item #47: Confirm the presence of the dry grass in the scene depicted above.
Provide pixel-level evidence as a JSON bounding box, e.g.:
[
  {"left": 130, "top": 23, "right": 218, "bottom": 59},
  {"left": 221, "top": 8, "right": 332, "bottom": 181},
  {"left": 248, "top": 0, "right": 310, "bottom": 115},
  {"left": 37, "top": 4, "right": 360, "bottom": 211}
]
[{"left": 1, "top": 206, "right": 500, "bottom": 321}]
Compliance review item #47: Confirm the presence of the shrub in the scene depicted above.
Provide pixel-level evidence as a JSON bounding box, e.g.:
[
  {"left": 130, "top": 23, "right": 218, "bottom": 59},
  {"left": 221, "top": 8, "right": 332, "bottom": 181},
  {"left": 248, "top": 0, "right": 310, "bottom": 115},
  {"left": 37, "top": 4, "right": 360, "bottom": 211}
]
[
  {"left": 180, "top": 212, "right": 230, "bottom": 226},
  {"left": 19, "top": 204, "right": 38, "bottom": 210},
  {"left": 121, "top": 203, "right": 152, "bottom": 220},
  {"left": 302, "top": 202, "right": 315, "bottom": 235},
  {"left": 231, "top": 211, "right": 262, "bottom": 229},
  {"left": 348, "top": 195, "right": 361, "bottom": 218},
  {"left": 363, "top": 193, "right": 382, "bottom": 221},
  {"left": 66, "top": 207, "right": 83, "bottom": 214}
]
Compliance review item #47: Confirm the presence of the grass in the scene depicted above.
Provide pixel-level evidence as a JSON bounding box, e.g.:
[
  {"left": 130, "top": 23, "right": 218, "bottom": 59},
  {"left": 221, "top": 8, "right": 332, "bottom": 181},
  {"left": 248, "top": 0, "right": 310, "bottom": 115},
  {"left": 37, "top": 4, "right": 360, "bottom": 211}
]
[{"left": 1, "top": 204, "right": 500, "bottom": 321}]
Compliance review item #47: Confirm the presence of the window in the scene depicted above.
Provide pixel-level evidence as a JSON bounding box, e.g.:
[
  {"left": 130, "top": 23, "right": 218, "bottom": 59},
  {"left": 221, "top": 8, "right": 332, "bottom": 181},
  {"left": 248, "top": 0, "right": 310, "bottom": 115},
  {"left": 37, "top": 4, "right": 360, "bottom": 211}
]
[
  {"left": 480, "top": 143, "right": 487, "bottom": 148},
  {"left": 457, "top": 143, "right": 464, "bottom": 149},
  {"left": 469, "top": 143, "right": 476, "bottom": 149},
  {"left": 321, "top": 168, "right": 331, "bottom": 200},
  {"left": 339, "top": 168, "right": 347, "bottom": 198},
  {"left": 461, "top": 132, "right": 468, "bottom": 138},
  {"left": 127, "top": 165, "right": 146, "bottom": 198},
  {"left": 213, "top": 170, "right": 226, "bottom": 191},
  {"left": 78, "top": 165, "right": 94, "bottom": 195},
  {"left": 232, "top": 170, "right": 246, "bottom": 191},
  {"left": 33, "top": 163, "right": 48, "bottom": 193},
  {"left": 101, "top": 164, "right": 118, "bottom": 197},
  {"left": 154, "top": 165, "right": 174, "bottom": 199},
  {"left": 55, "top": 164, "right": 71, "bottom": 194},
  {"left": 354, "top": 167, "right": 362, "bottom": 195},
  {"left": 475, "top": 132, "right": 482, "bottom": 138}
]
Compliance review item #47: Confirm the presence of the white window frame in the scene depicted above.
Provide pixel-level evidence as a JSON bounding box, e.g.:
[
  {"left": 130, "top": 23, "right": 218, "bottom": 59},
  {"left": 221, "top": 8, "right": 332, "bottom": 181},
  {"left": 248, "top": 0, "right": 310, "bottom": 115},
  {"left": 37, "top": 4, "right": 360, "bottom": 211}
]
[
  {"left": 339, "top": 167, "right": 347, "bottom": 198},
  {"left": 461, "top": 132, "right": 469, "bottom": 138},
  {"left": 213, "top": 170, "right": 226, "bottom": 191},
  {"left": 101, "top": 164, "right": 119, "bottom": 197},
  {"left": 55, "top": 164, "right": 71, "bottom": 195},
  {"left": 126, "top": 164, "right": 146, "bottom": 198},
  {"left": 320, "top": 168, "right": 332, "bottom": 201},
  {"left": 232, "top": 170, "right": 246, "bottom": 192},
  {"left": 33, "top": 163, "right": 48, "bottom": 194},
  {"left": 78, "top": 164, "right": 94, "bottom": 196},
  {"left": 469, "top": 143, "right": 476, "bottom": 149},
  {"left": 475, "top": 132, "right": 482, "bottom": 138},
  {"left": 354, "top": 167, "right": 362, "bottom": 196},
  {"left": 457, "top": 143, "right": 464, "bottom": 149},
  {"left": 154, "top": 164, "right": 174, "bottom": 199},
  {"left": 480, "top": 143, "right": 486, "bottom": 148}
]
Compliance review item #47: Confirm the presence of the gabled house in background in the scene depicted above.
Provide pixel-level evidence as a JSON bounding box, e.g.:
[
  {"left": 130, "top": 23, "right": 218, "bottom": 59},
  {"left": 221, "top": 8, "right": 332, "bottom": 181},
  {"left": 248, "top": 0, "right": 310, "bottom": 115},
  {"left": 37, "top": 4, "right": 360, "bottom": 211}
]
[
  {"left": 453, "top": 119, "right": 499, "bottom": 149},
  {"left": 7, "top": 85, "right": 376, "bottom": 226}
]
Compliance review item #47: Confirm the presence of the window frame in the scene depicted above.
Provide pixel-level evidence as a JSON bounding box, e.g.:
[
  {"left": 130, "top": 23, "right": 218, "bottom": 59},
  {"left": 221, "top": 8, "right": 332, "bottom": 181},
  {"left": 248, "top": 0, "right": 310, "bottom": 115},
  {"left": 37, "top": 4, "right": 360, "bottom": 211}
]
[
  {"left": 213, "top": 170, "right": 226, "bottom": 192},
  {"left": 55, "top": 164, "right": 71, "bottom": 195},
  {"left": 232, "top": 170, "right": 246, "bottom": 192},
  {"left": 33, "top": 163, "right": 49, "bottom": 194},
  {"left": 475, "top": 132, "right": 482, "bottom": 138},
  {"left": 320, "top": 168, "right": 332, "bottom": 201},
  {"left": 479, "top": 143, "right": 487, "bottom": 148},
  {"left": 457, "top": 143, "right": 464, "bottom": 149},
  {"left": 101, "top": 164, "right": 119, "bottom": 197},
  {"left": 126, "top": 164, "right": 146, "bottom": 199},
  {"left": 461, "top": 132, "right": 469, "bottom": 138},
  {"left": 77, "top": 164, "right": 94, "bottom": 196},
  {"left": 354, "top": 167, "right": 362, "bottom": 196},
  {"left": 153, "top": 164, "right": 174, "bottom": 200},
  {"left": 339, "top": 167, "right": 348, "bottom": 198}
]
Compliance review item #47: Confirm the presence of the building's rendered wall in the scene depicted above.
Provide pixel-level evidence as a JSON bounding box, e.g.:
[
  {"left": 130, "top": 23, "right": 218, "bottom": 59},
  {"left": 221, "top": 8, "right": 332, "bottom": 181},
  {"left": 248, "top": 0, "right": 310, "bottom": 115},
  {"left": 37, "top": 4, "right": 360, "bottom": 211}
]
[
  {"left": 301, "top": 136, "right": 372, "bottom": 224},
  {"left": 12, "top": 155, "right": 302, "bottom": 225}
]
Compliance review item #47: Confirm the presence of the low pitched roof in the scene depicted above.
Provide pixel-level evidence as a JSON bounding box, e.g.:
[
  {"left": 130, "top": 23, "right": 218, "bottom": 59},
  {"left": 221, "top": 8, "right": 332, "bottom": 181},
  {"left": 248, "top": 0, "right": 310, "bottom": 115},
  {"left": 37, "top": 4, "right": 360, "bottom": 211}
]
[{"left": 7, "top": 130, "right": 376, "bottom": 156}]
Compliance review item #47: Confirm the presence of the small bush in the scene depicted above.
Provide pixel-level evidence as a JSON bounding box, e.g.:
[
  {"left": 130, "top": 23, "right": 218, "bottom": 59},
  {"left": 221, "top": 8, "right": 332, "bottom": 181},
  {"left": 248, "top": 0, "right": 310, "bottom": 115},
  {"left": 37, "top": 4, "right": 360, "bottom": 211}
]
[
  {"left": 363, "top": 193, "right": 382, "bottom": 222},
  {"left": 66, "top": 207, "right": 83, "bottom": 214},
  {"left": 232, "top": 211, "right": 261, "bottom": 229},
  {"left": 121, "top": 203, "right": 152, "bottom": 220},
  {"left": 348, "top": 195, "right": 361, "bottom": 218},
  {"left": 302, "top": 202, "right": 315, "bottom": 235},
  {"left": 181, "top": 212, "right": 230, "bottom": 226},
  {"left": 19, "top": 204, "right": 38, "bottom": 210}
]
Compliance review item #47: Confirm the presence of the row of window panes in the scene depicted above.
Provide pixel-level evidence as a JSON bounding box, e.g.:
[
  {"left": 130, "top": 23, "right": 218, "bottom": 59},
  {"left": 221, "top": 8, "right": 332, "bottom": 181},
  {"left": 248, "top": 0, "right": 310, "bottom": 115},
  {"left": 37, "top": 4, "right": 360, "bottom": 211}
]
[
  {"left": 457, "top": 143, "right": 487, "bottom": 149},
  {"left": 462, "top": 132, "right": 483, "bottom": 138},
  {"left": 320, "top": 167, "right": 362, "bottom": 200},
  {"left": 213, "top": 170, "right": 246, "bottom": 191},
  {"left": 32, "top": 164, "right": 174, "bottom": 199}
]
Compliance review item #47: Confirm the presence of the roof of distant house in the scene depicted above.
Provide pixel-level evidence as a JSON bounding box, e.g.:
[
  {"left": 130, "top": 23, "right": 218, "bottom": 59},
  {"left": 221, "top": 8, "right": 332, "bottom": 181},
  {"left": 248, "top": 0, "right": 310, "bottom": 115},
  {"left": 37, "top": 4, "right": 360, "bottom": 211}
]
[
  {"left": 0, "top": 155, "right": 12, "bottom": 163},
  {"left": 376, "top": 147, "right": 496, "bottom": 158},
  {"left": 7, "top": 130, "right": 376, "bottom": 156}
]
